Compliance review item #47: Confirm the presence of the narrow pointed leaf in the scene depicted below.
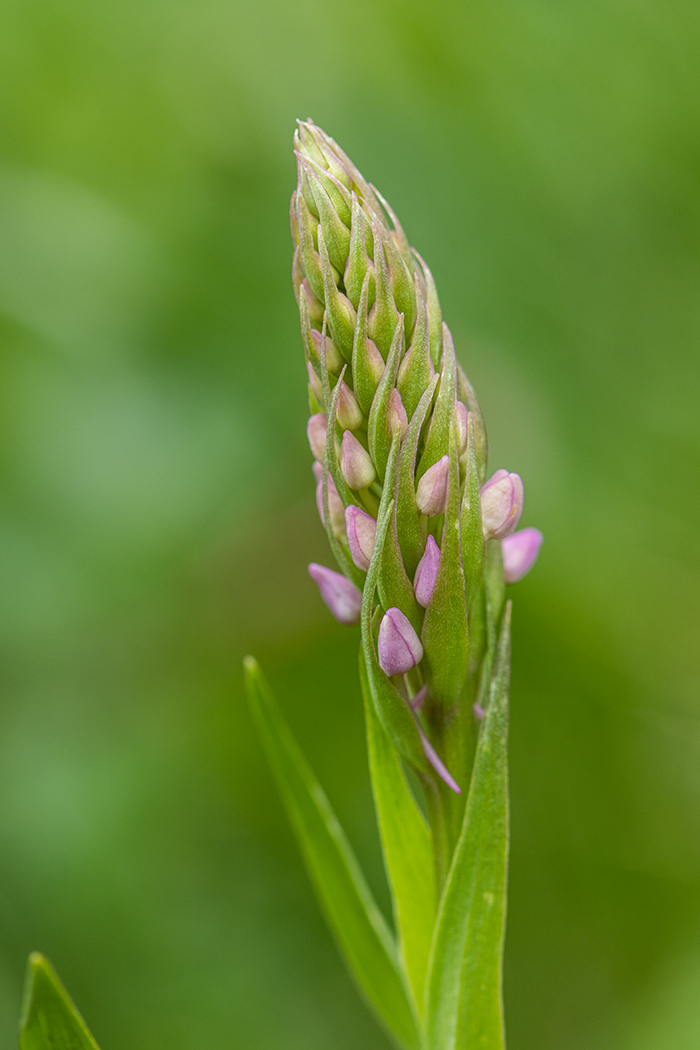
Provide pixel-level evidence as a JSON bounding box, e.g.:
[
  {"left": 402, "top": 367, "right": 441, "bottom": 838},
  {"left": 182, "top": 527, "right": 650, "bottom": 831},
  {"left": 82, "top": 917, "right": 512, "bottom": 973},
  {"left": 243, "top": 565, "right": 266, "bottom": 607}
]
[
  {"left": 361, "top": 651, "right": 436, "bottom": 1017},
  {"left": 245, "top": 658, "right": 420, "bottom": 1050},
  {"left": 424, "top": 603, "right": 511, "bottom": 1050},
  {"left": 20, "top": 953, "right": 100, "bottom": 1050},
  {"left": 457, "top": 363, "right": 488, "bottom": 484}
]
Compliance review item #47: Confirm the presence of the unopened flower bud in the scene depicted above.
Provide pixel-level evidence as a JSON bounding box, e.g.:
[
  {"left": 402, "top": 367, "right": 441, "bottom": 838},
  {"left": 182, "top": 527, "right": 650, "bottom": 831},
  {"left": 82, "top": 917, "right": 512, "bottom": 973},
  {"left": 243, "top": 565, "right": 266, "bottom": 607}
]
[
  {"left": 455, "top": 401, "right": 469, "bottom": 454},
  {"left": 307, "top": 413, "right": 328, "bottom": 461},
  {"left": 307, "top": 361, "right": 323, "bottom": 402},
  {"left": 310, "top": 329, "right": 343, "bottom": 374},
  {"left": 378, "top": 607, "right": 424, "bottom": 676},
  {"left": 340, "top": 431, "right": 376, "bottom": 489},
  {"left": 388, "top": 388, "right": 408, "bottom": 439},
  {"left": 366, "top": 339, "right": 386, "bottom": 385},
  {"left": 308, "top": 563, "right": 362, "bottom": 625},
  {"left": 502, "top": 527, "right": 543, "bottom": 583},
  {"left": 480, "top": 469, "right": 524, "bottom": 540},
  {"left": 414, "top": 534, "right": 440, "bottom": 607},
  {"left": 335, "top": 381, "right": 363, "bottom": 431},
  {"left": 345, "top": 505, "right": 377, "bottom": 572},
  {"left": 313, "top": 462, "right": 345, "bottom": 538},
  {"left": 415, "top": 454, "right": 450, "bottom": 516}
]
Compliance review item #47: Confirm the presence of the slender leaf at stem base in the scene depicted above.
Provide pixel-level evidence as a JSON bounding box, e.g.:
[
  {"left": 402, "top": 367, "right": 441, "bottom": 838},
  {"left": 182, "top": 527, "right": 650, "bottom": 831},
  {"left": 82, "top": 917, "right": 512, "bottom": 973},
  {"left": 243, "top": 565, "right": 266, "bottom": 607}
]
[
  {"left": 424, "top": 602, "right": 512, "bottom": 1050},
  {"left": 19, "top": 953, "right": 101, "bottom": 1050},
  {"left": 244, "top": 657, "right": 420, "bottom": 1050}
]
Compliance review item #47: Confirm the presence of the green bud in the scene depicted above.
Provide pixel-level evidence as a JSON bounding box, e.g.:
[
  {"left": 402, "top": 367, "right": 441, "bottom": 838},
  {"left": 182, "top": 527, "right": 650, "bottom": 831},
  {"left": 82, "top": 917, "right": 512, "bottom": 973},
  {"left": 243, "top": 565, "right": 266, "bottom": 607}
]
[
  {"left": 318, "top": 227, "right": 356, "bottom": 362},
  {"left": 395, "top": 374, "right": 439, "bottom": 578},
  {"left": 416, "top": 323, "right": 457, "bottom": 480},
  {"left": 397, "top": 281, "right": 434, "bottom": 420},
  {"left": 414, "top": 250, "right": 443, "bottom": 367},
  {"left": 368, "top": 223, "right": 399, "bottom": 356},
  {"left": 381, "top": 224, "right": 417, "bottom": 339},
  {"left": 301, "top": 158, "right": 351, "bottom": 273},
  {"left": 296, "top": 191, "right": 325, "bottom": 302},
  {"left": 297, "top": 121, "right": 353, "bottom": 190},
  {"left": 352, "top": 270, "right": 385, "bottom": 415},
  {"left": 344, "top": 195, "right": 375, "bottom": 310},
  {"left": 368, "top": 317, "right": 404, "bottom": 482},
  {"left": 302, "top": 153, "right": 352, "bottom": 227}
]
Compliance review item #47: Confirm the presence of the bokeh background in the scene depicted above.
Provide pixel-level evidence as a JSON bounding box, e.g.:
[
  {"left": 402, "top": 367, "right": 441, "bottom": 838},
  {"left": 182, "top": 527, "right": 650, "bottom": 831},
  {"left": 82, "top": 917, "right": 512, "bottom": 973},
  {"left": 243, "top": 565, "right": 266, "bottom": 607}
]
[{"left": 1, "top": 1, "right": 699, "bottom": 1047}]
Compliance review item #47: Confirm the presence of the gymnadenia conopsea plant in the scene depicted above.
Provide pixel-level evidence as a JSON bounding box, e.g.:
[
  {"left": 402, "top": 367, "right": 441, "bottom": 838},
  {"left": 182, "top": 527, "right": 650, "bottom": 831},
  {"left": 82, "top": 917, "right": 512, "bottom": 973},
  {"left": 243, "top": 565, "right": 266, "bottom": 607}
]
[{"left": 245, "top": 121, "right": 543, "bottom": 1050}]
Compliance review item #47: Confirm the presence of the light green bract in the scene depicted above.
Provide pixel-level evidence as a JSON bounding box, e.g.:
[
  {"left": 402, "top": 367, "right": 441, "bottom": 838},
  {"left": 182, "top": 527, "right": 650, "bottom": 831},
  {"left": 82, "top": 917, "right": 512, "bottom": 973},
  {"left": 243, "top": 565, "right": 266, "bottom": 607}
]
[{"left": 245, "top": 120, "right": 533, "bottom": 1050}]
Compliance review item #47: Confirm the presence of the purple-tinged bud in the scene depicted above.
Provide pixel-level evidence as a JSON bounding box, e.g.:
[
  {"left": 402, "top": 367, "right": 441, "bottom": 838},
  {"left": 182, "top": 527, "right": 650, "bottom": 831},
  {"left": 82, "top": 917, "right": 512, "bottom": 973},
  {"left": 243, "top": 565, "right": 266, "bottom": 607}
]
[
  {"left": 502, "top": 527, "right": 543, "bottom": 583},
  {"left": 307, "top": 361, "right": 323, "bottom": 402},
  {"left": 335, "top": 381, "right": 363, "bottom": 431},
  {"left": 414, "top": 534, "right": 440, "bottom": 607},
  {"left": 313, "top": 462, "right": 345, "bottom": 538},
  {"left": 307, "top": 413, "right": 328, "bottom": 461},
  {"left": 480, "top": 469, "right": 524, "bottom": 540},
  {"left": 415, "top": 454, "right": 450, "bottom": 516},
  {"left": 308, "top": 563, "right": 362, "bottom": 625},
  {"left": 310, "top": 329, "right": 343, "bottom": 374},
  {"left": 340, "top": 431, "right": 376, "bottom": 489},
  {"left": 455, "top": 401, "right": 469, "bottom": 454},
  {"left": 378, "top": 607, "right": 424, "bottom": 676},
  {"left": 388, "top": 388, "right": 408, "bottom": 439},
  {"left": 345, "top": 505, "right": 377, "bottom": 572},
  {"left": 366, "top": 339, "right": 386, "bottom": 385}
]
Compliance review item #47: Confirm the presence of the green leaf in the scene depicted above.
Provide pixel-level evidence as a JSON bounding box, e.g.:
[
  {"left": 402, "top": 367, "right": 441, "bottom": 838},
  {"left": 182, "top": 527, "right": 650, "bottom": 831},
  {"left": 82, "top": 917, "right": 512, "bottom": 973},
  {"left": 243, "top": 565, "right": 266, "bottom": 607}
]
[
  {"left": 19, "top": 953, "right": 100, "bottom": 1050},
  {"left": 244, "top": 658, "right": 420, "bottom": 1050},
  {"left": 424, "top": 602, "right": 511, "bottom": 1050},
  {"left": 360, "top": 650, "right": 436, "bottom": 1017}
]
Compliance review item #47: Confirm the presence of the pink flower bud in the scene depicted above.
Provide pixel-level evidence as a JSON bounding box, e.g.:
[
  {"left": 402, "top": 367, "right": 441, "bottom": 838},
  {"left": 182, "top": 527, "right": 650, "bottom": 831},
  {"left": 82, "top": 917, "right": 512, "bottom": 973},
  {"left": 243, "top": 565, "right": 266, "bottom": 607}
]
[
  {"left": 340, "top": 431, "right": 376, "bottom": 490},
  {"left": 310, "top": 328, "right": 343, "bottom": 374},
  {"left": 366, "top": 339, "right": 386, "bottom": 384},
  {"left": 480, "top": 469, "right": 524, "bottom": 539},
  {"left": 388, "top": 388, "right": 408, "bottom": 438},
  {"left": 307, "top": 413, "right": 328, "bottom": 461},
  {"left": 308, "top": 563, "right": 362, "bottom": 625},
  {"left": 378, "top": 607, "right": 424, "bottom": 676},
  {"left": 345, "top": 505, "right": 377, "bottom": 572},
  {"left": 313, "top": 462, "right": 345, "bottom": 539},
  {"left": 501, "top": 527, "right": 543, "bottom": 583},
  {"left": 335, "top": 381, "right": 363, "bottom": 431},
  {"left": 307, "top": 361, "right": 323, "bottom": 401},
  {"left": 455, "top": 401, "right": 469, "bottom": 454},
  {"left": 414, "top": 535, "right": 440, "bottom": 607},
  {"left": 415, "top": 455, "right": 450, "bottom": 516}
]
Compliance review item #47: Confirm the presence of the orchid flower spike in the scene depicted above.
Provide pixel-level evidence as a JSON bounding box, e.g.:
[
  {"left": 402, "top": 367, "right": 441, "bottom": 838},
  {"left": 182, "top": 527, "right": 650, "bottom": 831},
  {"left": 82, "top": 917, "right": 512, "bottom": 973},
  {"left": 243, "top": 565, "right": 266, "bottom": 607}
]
[
  {"left": 308, "top": 564, "right": 362, "bottom": 625},
  {"left": 480, "top": 469, "right": 524, "bottom": 540},
  {"left": 502, "top": 527, "right": 543, "bottom": 583},
  {"left": 378, "top": 607, "right": 424, "bottom": 676}
]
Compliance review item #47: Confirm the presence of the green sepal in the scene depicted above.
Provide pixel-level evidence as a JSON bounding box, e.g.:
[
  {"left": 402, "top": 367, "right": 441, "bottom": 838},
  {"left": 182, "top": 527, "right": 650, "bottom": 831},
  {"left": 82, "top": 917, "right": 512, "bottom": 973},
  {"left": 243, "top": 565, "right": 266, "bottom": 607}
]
[
  {"left": 368, "top": 224, "right": 400, "bottom": 356},
  {"left": 303, "top": 160, "right": 351, "bottom": 273},
  {"left": 345, "top": 195, "right": 375, "bottom": 310},
  {"left": 457, "top": 363, "right": 489, "bottom": 484},
  {"left": 244, "top": 658, "right": 421, "bottom": 1050},
  {"left": 382, "top": 227, "right": 416, "bottom": 340},
  {"left": 20, "top": 953, "right": 101, "bottom": 1050},
  {"left": 361, "top": 467, "right": 430, "bottom": 776},
  {"left": 417, "top": 324, "right": 456, "bottom": 481},
  {"left": 423, "top": 603, "right": 511, "bottom": 1050},
  {"left": 421, "top": 424, "right": 469, "bottom": 709},
  {"left": 361, "top": 652, "right": 436, "bottom": 1017},
  {"left": 376, "top": 428, "right": 423, "bottom": 633},
  {"left": 372, "top": 184, "right": 414, "bottom": 273},
  {"left": 299, "top": 122, "right": 353, "bottom": 191},
  {"left": 398, "top": 283, "right": 434, "bottom": 421},
  {"left": 413, "top": 251, "right": 443, "bottom": 367},
  {"left": 484, "top": 539, "right": 505, "bottom": 632},
  {"left": 302, "top": 153, "right": 352, "bottom": 227},
  {"left": 296, "top": 191, "right": 325, "bottom": 302},
  {"left": 352, "top": 270, "right": 380, "bottom": 415},
  {"left": 395, "top": 374, "right": 439, "bottom": 578},
  {"left": 368, "top": 318, "right": 404, "bottom": 482},
  {"left": 319, "top": 226, "right": 356, "bottom": 362},
  {"left": 460, "top": 414, "right": 484, "bottom": 614}
]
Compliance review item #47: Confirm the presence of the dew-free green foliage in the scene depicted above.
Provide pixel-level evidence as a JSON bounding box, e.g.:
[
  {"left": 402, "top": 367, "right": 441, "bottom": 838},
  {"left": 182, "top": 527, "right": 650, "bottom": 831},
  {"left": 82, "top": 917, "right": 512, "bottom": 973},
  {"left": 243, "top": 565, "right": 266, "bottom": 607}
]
[{"left": 20, "top": 955, "right": 100, "bottom": 1050}]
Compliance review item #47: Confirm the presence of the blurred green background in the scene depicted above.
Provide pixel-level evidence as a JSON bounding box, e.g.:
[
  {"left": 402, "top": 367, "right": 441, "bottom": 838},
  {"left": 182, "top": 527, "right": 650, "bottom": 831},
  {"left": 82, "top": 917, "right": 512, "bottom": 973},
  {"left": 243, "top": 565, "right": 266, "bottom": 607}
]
[{"left": 0, "top": 1, "right": 699, "bottom": 1047}]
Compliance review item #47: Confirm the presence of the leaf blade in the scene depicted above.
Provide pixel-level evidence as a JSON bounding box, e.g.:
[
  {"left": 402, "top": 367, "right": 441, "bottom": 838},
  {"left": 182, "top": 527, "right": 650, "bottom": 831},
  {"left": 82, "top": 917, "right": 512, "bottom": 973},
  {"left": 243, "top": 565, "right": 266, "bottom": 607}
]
[
  {"left": 20, "top": 953, "right": 101, "bottom": 1050},
  {"left": 245, "top": 657, "right": 420, "bottom": 1050},
  {"left": 361, "top": 650, "right": 436, "bottom": 1017},
  {"left": 424, "top": 602, "right": 511, "bottom": 1050}
]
